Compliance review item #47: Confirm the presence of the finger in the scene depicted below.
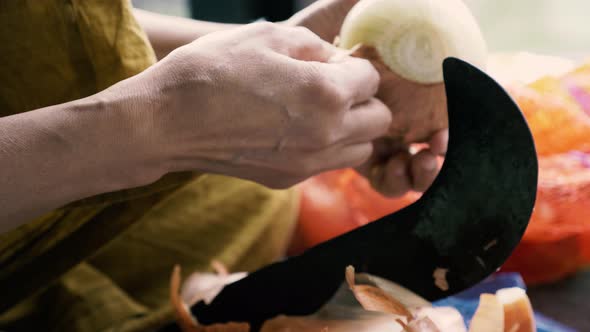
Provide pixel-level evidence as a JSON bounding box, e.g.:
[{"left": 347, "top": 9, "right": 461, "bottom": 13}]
[
  {"left": 355, "top": 138, "right": 406, "bottom": 183},
  {"left": 378, "top": 151, "right": 413, "bottom": 197},
  {"left": 314, "top": 56, "right": 380, "bottom": 104},
  {"left": 369, "top": 137, "right": 407, "bottom": 165},
  {"left": 280, "top": 25, "right": 340, "bottom": 62},
  {"left": 429, "top": 129, "right": 449, "bottom": 156},
  {"left": 318, "top": 142, "right": 374, "bottom": 171},
  {"left": 409, "top": 149, "right": 440, "bottom": 192},
  {"left": 210, "top": 142, "right": 373, "bottom": 183},
  {"left": 279, "top": 142, "right": 374, "bottom": 177},
  {"left": 338, "top": 98, "right": 392, "bottom": 145}
]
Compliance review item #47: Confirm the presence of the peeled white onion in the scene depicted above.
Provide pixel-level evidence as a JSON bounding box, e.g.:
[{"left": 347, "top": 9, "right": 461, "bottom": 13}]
[{"left": 339, "top": 0, "right": 487, "bottom": 84}]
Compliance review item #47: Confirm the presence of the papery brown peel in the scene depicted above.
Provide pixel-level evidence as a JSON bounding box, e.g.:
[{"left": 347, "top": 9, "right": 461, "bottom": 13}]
[
  {"left": 433, "top": 268, "right": 449, "bottom": 292},
  {"left": 346, "top": 266, "right": 413, "bottom": 319},
  {"left": 170, "top": 264, "right": 250, "bottom": 332}
]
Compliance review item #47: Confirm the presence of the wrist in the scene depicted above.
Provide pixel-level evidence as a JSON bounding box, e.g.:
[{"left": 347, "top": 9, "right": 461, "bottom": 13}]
[
  {"left": 65, "top": 77, "right": 169, "bottom": 193},
  {"left": 136, "top": 50, "right": 218, "bottom": 176}
]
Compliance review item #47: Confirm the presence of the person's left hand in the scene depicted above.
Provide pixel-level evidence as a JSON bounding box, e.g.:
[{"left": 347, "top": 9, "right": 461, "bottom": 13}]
[{"left": 287, "top": 0, "right": 449, "bottom": 197}]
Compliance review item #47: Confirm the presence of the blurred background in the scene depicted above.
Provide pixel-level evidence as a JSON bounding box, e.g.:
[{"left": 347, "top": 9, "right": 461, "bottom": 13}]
[{"left": 133, "top": 0, "right": 590, "bottom": 59}]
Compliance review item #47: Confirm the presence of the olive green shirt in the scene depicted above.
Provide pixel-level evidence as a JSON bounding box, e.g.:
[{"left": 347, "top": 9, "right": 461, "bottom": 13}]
[{"left": 0, "top": 1, "right": 299, "bottom": 331}]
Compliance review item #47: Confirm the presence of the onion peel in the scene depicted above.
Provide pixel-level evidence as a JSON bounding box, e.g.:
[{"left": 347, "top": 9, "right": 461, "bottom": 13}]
[
  {"left": 346, "top": 265, "right": 413, "bottom": 319},
  {"left": 433, "top": 268, "right": 449, "bottom": 292},
  {"left": 169, "top": 264, "right": 250, "bottom": 332}
]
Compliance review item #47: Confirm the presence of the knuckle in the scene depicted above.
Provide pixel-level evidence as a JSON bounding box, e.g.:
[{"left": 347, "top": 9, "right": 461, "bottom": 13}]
[
  {"left": 297, "top": 134, "right": 324, "bottom": 151},
  {"left": 298, "top": 159, "right": 320, "bottom": 177},
  {"left": 250, "top": 21, "right": 276, "bottom": 33},
  {"left": 361, "top": 58, "right": 379, "bottom": 77},
  {"left": 299, "top": 69, "right": 346, "bottom": 108},
  {"left": 295, "top": 66, "right": 325, "bottom": 98},
  {"left": 349, "top": 57, "right": 379, "bottom": 85},
  {"left": 311, "top": 127, "right": 337, "bottom": 147},
  {"left": 355, "top": 56, "right": 377, "bottom": 71},
  {"left": 292, "top": 26, "right": 316, "bottom": 39},
  {"left": 357, "top": 58, "right": 380, "bottom": 89},
  {"left": 374, "top": 99, "right": 393, "bottom": 131},
  {"left": 321, "top": 80, "right": 348, "bottom": 107},
  {"left": 367, "top": 65, "right": 381, "bottom": 92}
]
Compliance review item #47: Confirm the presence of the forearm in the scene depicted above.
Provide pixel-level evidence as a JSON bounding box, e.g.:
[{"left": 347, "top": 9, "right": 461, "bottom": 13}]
[
  {"left": 0, "top": 82, "right": 160, "bottom": 233},
  {"left": 133, "top": 8, "right": 239, "bottom": 60}
]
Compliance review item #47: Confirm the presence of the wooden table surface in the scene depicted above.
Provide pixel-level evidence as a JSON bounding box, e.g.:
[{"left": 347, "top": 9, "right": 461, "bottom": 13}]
[{"left": 528, "top": 269, "right": 590, "bottom": 331}]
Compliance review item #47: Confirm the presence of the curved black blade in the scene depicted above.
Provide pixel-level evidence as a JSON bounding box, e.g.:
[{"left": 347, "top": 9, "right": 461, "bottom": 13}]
[{"left": 170, "top": 58, "right": 538, "bottom": 331}]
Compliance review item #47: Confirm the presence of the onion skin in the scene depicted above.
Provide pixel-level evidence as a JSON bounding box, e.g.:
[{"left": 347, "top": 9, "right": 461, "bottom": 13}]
[
  {"left": 170, "top": 264, "right": 539, "bottom": 332},
  {"left": 336, "top": 0, "right": 487, "bottom": 143},
  {"left": 170, "top": 265, "right": 250, "bottom": 332},
  {"left": 346, "top": 265, "right": 413, "bottom": 319}
]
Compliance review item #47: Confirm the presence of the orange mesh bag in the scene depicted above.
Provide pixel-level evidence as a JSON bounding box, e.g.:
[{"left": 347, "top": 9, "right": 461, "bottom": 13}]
[
  {"left": 500, "top": 61, "right": 590, "bottom": 285},
  {"left": 507, "top": 84, "right": 590, "bottom": 156},
  {"left": 561, "top": 63, "right": 590, "bottom": 116},
  {"left": 288, "top": 169, "right": 419, "bottom": 255},
  {"left": 502, "top": 152, "right": 590, "bottom": 284}
]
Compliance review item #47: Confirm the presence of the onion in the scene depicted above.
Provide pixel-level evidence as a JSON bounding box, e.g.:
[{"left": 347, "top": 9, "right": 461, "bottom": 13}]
[
  {"left": 339, "top": 0, "right": 487, "bottom": 84},
  {"left": 496, "top": 287, "right": 536, "bottom": 332},
  {"left": 468, "top": 294, "right": 504, "bottom": 332}
]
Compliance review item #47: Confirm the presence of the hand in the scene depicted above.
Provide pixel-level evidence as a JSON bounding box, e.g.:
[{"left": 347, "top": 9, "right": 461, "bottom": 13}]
[
  {"left": 131, "top": 22, "right": 391, "bottom": 189},
  {"left": 355, "top": 131, "right": 448, "bottom": 197},
  {"left": 288, "top": 0, "right": 449, "bottom": 196},
  {"left": 352, "top": 45, "right": 448, "bottom": 196}
]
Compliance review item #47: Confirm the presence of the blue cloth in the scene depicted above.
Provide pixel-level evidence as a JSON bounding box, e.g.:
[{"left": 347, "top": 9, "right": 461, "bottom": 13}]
[{"left": 433, "top": 273, "right": 577, "bottom": 332}]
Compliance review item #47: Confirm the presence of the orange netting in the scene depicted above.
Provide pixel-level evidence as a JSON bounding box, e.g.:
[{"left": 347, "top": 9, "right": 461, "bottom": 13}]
[{"left": 290, "top": 59, "right": 590, "bottom": 285}]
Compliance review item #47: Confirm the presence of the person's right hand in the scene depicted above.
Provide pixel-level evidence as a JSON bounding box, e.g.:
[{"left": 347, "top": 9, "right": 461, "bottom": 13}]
[{"left": 122, "top": 22, "right": 391, "bottom": 189}]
